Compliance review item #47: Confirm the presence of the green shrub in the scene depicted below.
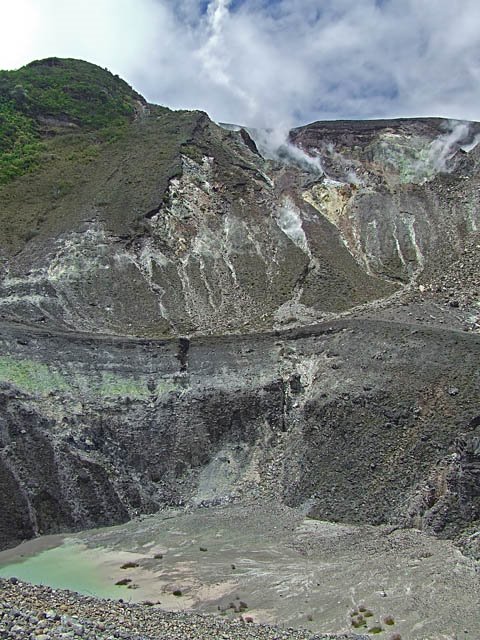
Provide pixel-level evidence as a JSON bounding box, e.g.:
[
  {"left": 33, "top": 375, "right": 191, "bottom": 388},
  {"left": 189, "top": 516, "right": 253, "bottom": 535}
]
[{"left": 0, "top": 57, "right": 144, "bottom": 183}]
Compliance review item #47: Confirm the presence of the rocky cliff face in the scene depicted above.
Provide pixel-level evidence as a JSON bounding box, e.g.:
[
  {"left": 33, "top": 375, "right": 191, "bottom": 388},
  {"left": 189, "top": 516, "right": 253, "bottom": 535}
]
[
  {"left": 0, "top": 59, "right": 479, "bottom": 553},
  {"left": 291, "top": 118, "right": 480, "bottom": 285},
  {"left": 0, "top": 318, "right": 478, "bottom": 551}
]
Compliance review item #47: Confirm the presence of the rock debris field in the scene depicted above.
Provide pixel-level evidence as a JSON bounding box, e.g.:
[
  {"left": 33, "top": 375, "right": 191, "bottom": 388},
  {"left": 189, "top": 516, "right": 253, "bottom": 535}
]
[{"left": 0, "top": 578, "right": 363, "bottom": 640}]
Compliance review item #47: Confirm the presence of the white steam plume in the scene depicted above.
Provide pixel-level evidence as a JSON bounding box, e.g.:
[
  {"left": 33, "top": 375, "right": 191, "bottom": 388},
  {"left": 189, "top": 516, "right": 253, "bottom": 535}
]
[
  {"left": 461, "top": 133, "right": 480, "bottom": 153},
  {"left": 428, "top": 120, "right": 476, "bottom": 171},
  {"left": 251, "top": 125, "right": 325, "bottom": 174},
  {"left": 198, "top": 1, "right": 324, "bottom": 174},
  {"left": 197, "top": 0, "right": 257, "bottom": 120}
]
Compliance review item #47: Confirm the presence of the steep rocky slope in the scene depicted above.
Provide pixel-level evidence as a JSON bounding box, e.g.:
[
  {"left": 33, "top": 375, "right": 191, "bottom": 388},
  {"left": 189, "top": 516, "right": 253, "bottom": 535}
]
[
  {"left": 0, "top": 318, "right": 478, "bottom": 552},
  {"left": 1, "top": 60, "right": 479, "bottom": 338},
  {"left": 0, "top": 59, "right": 478, "bottom": 559}
]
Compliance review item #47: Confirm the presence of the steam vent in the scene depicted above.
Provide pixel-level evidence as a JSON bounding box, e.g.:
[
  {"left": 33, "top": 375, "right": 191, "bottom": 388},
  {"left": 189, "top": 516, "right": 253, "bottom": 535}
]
[{"left": 0, "top": 58, "right": 478, "bottom": 640}]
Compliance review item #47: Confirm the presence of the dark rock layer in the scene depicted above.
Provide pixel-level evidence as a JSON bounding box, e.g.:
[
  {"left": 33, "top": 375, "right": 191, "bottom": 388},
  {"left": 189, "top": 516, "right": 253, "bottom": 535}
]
[{"left": 0, "top": 319, "right": 478, "bottom": 551}]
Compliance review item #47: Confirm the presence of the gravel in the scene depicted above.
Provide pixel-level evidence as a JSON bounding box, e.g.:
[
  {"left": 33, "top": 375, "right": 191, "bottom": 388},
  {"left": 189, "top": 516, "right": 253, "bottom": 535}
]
[{"left": 0, "top": 578, "right": 365, "bottom": 640}]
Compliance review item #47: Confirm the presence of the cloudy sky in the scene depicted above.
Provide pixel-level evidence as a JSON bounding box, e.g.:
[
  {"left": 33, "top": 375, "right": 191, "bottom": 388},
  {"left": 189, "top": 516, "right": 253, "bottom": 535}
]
[{"left": 2, "top": 0, "right": 480, "bottom": 128}]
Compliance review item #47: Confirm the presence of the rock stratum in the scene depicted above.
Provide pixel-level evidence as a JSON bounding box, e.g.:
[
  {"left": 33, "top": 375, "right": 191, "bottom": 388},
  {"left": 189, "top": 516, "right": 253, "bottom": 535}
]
[{"left": 0, "top": 58, "right": 479, "bottom": 566}]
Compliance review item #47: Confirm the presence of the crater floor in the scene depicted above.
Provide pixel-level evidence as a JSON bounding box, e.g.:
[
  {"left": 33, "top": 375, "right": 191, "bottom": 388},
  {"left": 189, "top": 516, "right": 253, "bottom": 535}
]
[{"left": 1, "top": 502, "right": 478, "bottom": 639}]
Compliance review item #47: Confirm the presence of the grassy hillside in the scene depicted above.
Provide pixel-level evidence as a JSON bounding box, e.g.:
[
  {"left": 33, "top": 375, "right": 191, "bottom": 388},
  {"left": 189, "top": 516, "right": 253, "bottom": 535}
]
[
  {"left": 0, "top": 57, "right": 145, "bottom": 184},
  {"left": 0, "top": 58, "right": 208, "bottom": 255}
]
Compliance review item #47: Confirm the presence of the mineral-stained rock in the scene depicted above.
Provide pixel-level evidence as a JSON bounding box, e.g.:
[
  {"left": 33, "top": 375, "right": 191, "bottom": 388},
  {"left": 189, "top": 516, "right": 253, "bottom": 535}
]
[{"left": 0, "top": 59, "right": 479, "bottom": 557}]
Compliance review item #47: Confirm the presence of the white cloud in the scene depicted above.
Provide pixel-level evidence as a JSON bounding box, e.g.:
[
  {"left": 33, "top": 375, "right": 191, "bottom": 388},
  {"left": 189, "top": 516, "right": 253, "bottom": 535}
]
[{"left": 1, "top": 0, "right": 480, "bottom": 127}]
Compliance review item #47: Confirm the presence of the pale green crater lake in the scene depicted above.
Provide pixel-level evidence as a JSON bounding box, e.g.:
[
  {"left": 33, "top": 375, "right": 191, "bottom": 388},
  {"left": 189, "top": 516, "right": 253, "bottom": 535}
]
[{"left": 0, "top": 541, "right": 126, "bottom": 600}]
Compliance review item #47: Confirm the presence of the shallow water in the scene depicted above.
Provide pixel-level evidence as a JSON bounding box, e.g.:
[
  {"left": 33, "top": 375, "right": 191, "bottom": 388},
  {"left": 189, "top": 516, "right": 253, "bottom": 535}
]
[{"left": 0, "top": 541, "right": 125, "bottom": 600}]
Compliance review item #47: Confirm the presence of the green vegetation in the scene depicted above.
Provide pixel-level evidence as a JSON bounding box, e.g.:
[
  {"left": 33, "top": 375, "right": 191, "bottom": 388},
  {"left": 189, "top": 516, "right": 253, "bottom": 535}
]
[
  {"left": 0, "top": 355, "right": 181, "bottom": 400},
  {"left": 0, "top": 57, "right": 144, "bottom": 183},
  {"left": 0, "top": 103, "right": 43, "bottom": 182},
  {"left": 350, "top": 604, "right": 398, "bottom": 635},
  {"left": 0, "top": 355, "right": 68, "bottom": 395},
  {"left": 98, "top": 372, "right": 149, "bottom": 399},
  {"left": 368, "top": 625, "right": 384, "bottom": 634},
  {"left": 0, "top": 72, "right": 202, "bottom": 257},
  {"left": 96, "top": 373, "right": 177, "bottom": 399}
]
